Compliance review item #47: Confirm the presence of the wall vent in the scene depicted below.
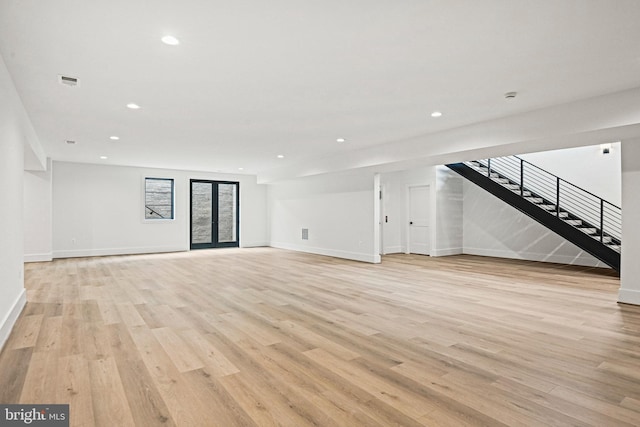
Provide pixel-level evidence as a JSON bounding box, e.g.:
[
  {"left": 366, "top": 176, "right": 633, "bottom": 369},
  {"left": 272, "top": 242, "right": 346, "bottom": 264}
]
[
  {"left": 59, "top": 75, "right": 79, "bottom": 87},
  {"left": 301, "top": 228, "right": 309, "bottom": 240}
]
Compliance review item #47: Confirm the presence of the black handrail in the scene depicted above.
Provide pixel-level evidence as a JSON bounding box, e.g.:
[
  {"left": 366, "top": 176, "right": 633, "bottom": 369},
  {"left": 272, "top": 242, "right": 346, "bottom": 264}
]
[
  {"left": 471, "top": 156, "right": 621, "bottom": 251},
  {"left": 515, "top": 156, "right": 621, "bottom": 209},
  {"left": 145, "top": 205, "right": 165, "bottom": 219}
]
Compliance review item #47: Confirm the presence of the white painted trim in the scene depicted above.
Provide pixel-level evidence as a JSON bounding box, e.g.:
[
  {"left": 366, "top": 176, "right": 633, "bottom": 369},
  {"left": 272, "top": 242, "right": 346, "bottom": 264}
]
[
  {"left": 431, "top": 247, "right": 463, "bottom": 257},
  {"left": 374, "top": 174, "right": 381, "bottom": 258},
  {"left": 0, "top": 289, "right": 26, "bottom": 352},
  {"left": 53, "top": 245, "right": 187, "bottom": 259},
  {"left": 240, "top": 241, "right": 270, "bottom": 248},
  {"left": 383, "top": 245, "right": 404, "bottom": 254},
  {"left": 463, "top": 247, "right": 609, "bottom": 268},
  {"left": 24, "top": 252, "right": 53, "bottom": 263},
  {"left": 618, "top": 289, "right": 640, "bottom": 306},
  {"left": 270, "top": 242, "right": 380, "bottom": 263}
]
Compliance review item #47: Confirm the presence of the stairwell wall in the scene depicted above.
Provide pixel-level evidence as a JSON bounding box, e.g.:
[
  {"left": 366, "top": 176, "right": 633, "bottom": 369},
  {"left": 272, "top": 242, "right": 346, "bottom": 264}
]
[{"left": 463, "top": 144, "right": 620, "bottom": 268}]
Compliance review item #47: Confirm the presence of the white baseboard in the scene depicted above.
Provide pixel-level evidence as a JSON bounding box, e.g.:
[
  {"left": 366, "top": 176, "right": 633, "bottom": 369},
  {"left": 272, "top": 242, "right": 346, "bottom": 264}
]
[
  {"left": 24, "top": 252, "right": 53, "bottom": 263},
  {"left": 240, "top": 241, "right": 270, "bottom": 248},
  {"left": 431, "top": 247, "right": 463, "bottom": 257},
  {"left": 270, "top": 242, "right": 380, "bottom": 263},
  {"left": 382, "top": 245, "right": 403, "bottom": 255},
  {"left": 463, "top": 247, "right": 608, "bottom": 268},
  {"left": 618, "top": 289, "right": 640, "bottom": 306},
  {"left": 53, "top": 245, "right": 188, "bottom": 259},
  {"left": 0, "top": 289, "right": 26, "bottom": 352}
]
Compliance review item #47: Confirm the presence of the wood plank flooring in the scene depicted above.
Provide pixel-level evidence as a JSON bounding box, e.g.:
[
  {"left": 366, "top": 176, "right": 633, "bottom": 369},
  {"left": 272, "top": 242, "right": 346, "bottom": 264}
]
[{"left": 1, "top": 248, "right": 639, "bottom": 426}]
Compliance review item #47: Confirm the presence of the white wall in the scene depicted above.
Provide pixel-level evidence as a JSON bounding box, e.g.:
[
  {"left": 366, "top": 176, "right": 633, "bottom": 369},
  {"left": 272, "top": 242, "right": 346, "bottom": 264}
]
[
  {"left": 463, "top": 180, "right": 604, "bottom": 267},
  {"left": 0, "top": 54, "right": 32, "bottom": 349},
  {"left": 434, "top": 166, "right": 463, "bottom": 256},
  {"left": 52, "top": 161, "right": 268, "bottom": 258},
  {"left": 462, "top": 143, "right": 621, "bottom": 268},
  {"left": 380, "top": 167, "right": 434, "bottom": 255},
  {"left": 268, "top": 169, "right": 379, "bottom": 263},
  {"left": 380, "top": 170, "right": 408, "bottom": 254},
  {"left": 379, "top": 166, "right": 462, "bottom": 257},
  {"left": 618, "top": 140, "right": 640, "bottom": 305},
  {"left": 520, "top": 142, "right": 621, "bottom": 205},
  {"left": 24, "top": 158, "right": 53, "bottom": 262}
]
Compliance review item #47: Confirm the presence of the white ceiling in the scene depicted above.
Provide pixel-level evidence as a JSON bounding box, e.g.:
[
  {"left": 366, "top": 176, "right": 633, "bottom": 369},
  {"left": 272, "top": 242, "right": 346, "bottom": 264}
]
[{"left": 1, "top": 0, "right": 640, "bottom": 180}]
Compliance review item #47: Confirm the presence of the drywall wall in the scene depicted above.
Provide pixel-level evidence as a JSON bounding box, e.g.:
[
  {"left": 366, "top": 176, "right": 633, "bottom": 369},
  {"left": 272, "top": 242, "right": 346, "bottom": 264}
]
[
  {"left": 379, "top": 166, "right": 462, "bottom": 257},
  {"left": 0, "top": 54, "right": 29, "bottom": 349},
  {"left": 268, "top": 169, "right": 379, "bottom": 263},
  {"left": 463, "top": 143, "right": 620, "bottom": 267},
  {"left": 380, "top": 167, "right": 435, "bottom": 255},
  {"left": 24, "top": 158, "right": 53, "bottom": 262},
  {"left": 434, "top": 166, "right": 463, "bottom": 256},
  {"left": 52, "top": 161, "right": 268, "bottom": 258},
  {"left": 380, "top": 170, "right": 408, "bottom": 254},
  {"left": 520, "top": 142, "right": 621, "bottom": 205},
  {"left": 618, "top": 140, "right": 640, "bottom": 305},
  {"left": 463, "top": 179, "right": 603, "bottom": 267}
]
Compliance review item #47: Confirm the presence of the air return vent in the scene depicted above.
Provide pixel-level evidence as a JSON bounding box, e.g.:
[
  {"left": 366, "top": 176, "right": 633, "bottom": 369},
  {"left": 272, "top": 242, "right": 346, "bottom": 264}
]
[
  {"left": 302, "top": 228, "right": 309, "bottom": 240},
  {"left": 58, "top": 75, "right": 79, "bottom": 87}
]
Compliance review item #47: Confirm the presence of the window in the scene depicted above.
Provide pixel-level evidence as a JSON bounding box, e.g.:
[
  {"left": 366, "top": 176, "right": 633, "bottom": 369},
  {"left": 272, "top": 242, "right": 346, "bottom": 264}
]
[{"left": 145, "top": 178, "right": 174, "bottom": 220}]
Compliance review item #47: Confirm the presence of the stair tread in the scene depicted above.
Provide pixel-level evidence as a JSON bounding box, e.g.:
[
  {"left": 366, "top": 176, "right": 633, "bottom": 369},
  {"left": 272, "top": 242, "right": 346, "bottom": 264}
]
[{"left": 579, "top": 228, "right": 597, "bottom": 234}]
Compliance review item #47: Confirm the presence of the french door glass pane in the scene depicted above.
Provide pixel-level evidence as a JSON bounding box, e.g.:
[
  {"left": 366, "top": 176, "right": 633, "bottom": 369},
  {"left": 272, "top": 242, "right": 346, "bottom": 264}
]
[
  {"left": 218, "top": 183, "right": 237, "bottom": 243},
  {"left": 191, "top": 182, "right": 212, "bottom": 244}
]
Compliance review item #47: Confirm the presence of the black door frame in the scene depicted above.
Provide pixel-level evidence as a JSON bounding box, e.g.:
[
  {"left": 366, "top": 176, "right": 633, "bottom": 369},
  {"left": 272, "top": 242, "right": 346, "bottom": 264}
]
[{"left": 190, "top": 179, "right": 240, "bottom": 249}]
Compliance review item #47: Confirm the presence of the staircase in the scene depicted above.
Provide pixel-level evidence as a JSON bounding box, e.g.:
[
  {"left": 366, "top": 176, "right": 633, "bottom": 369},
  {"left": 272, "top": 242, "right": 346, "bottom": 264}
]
[{"left": 446, "top": 156, "right": 621, "bottom": 272}]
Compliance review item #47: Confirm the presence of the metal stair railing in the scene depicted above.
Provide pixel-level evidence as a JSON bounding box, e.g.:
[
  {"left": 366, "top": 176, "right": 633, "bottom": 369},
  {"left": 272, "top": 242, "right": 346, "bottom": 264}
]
[{"left": 469, "top": 156, "right": 621, "bottom": 251}]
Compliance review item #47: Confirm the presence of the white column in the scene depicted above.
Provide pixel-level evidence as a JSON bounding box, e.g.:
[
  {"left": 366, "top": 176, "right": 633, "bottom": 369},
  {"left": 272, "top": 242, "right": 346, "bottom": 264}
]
[
  {"left": 618, "top": 140, "right": 640, "bottom": 305},
  {"left": 373, "top": 173, "right": 381, "bottom": 263},
  {"left": 24, "top": 158, "right": 53, "bottom": 262}
]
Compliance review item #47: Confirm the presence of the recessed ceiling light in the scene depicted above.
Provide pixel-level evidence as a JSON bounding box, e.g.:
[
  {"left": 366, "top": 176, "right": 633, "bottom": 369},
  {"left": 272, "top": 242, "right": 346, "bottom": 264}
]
[
  {"left": 161, "top": 35, "right": 180, "bottom": 46},
  {"left": 238, "top": 167, "right": 244, "bottom": 171},
  {"left": 336, "top": 138, "right": 346, "bottom": 143},
  {"left": 277, "top": 154, "right": 285, "bottom": 159},
  {"left": 109, "top": 136, "right": 120, "bottom": 140},
  {"left": 65, "top": 140, "right": 76, "bottom": 145},
  {"left": 100, "top": 156, "right": 108, "bottom": 160},
  {"left": 126, "top": 103, "right": 140, "bottom": 109},
  {"left": 431, "top": 111, "right": 442, "bottom": 117},
  {"left": 504, "top": 91, "right": 517, "bottom": 99}
]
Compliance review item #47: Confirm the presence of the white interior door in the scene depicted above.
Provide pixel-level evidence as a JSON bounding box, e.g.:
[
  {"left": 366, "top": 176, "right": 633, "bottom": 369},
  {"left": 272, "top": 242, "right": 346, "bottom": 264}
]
[{"left": 409, "top": 185, "right": 430, "bottom": 255}]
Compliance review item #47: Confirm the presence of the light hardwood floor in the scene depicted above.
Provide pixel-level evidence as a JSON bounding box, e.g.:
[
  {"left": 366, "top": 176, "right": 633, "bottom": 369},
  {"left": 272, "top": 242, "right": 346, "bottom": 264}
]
[{"left": 1, "top": 248, "right": 639, "bottom": 426}]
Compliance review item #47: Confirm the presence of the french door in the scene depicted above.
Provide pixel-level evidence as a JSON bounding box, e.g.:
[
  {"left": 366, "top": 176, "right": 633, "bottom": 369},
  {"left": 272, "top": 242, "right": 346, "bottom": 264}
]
[{"left": 190, "top": 180, "right": 239, "bottom": 249}]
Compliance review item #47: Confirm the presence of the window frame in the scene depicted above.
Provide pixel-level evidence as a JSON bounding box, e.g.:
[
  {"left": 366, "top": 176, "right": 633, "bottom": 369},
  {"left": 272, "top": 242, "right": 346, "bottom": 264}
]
[{"left": 143, "top": 177, "right": 175, "bottom": 222}]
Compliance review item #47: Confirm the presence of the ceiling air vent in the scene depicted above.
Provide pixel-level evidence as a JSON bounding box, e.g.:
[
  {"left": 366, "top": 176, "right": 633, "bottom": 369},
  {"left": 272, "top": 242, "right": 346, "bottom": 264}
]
[{"left": 58, "top": 75, "right": 79, "bottom": 87}]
